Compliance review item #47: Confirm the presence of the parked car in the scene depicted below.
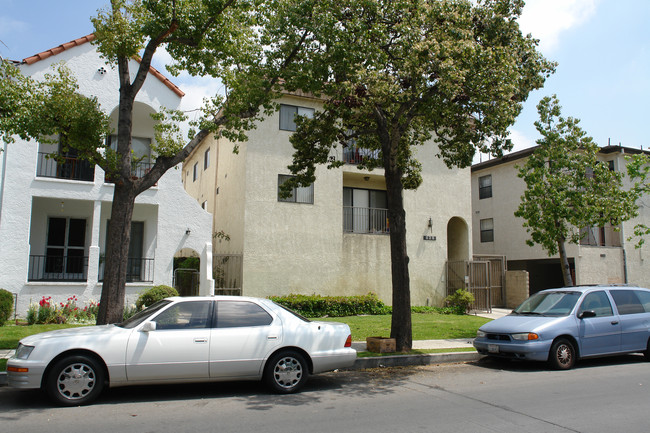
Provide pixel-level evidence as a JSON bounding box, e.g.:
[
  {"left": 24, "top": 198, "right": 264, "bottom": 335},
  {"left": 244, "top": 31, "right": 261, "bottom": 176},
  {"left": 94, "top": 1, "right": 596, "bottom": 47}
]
[
  {"left": 7, "top": 296, "right": 356, "bottom": 405},
  {"left": 473, "top": 286, "right": 650, "bottom": 369}
]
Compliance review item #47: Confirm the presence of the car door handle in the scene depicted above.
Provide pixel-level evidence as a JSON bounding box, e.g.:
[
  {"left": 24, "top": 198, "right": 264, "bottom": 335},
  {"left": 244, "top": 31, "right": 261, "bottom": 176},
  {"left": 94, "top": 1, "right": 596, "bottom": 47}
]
[
  {"left": 611, "top": 321, "right": 619, "bottom": 325},
  {"left": 267, "top": 336, "right": 278, "bottom": 340},
  {"left": 194, "top": 338, "right": 208, "bottom": 343}
]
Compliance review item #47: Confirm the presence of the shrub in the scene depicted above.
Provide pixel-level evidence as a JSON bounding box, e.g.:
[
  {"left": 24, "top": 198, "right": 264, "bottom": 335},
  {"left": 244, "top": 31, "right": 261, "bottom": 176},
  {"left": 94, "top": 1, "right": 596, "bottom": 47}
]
[
  {"left": 136, "top": 285, "right": 179, "bottom": 310},
  {"left": 0, "top": 289, "right": 14, "bottom": 325},
  {"left": 444, "top": 289, "right": 475, "bottom": 314},
  {"left": 269, "top": 293, "right": 391, "bottom": 318}
]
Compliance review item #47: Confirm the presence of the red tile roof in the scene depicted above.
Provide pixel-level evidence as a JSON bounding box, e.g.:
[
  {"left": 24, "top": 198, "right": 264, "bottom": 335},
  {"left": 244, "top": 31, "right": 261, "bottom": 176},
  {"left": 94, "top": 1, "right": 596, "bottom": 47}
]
[{"left": 22, "top": 34, "right": 185, "bottom": 98}]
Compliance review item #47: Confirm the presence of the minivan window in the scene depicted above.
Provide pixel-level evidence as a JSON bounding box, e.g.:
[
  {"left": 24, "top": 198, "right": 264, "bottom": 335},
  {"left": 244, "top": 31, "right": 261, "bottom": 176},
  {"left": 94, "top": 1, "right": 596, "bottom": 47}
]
[
  {"left": 611, "top": 290, "right": 645, "bottom": 315},
  {"left": 635, "top": 290, "right": 650, "bottom": 313},
  {"left": 577, "top": 291, "right": 613, "bottom": 317},
  {"left": 513, "top": 291, "right": 580, "bottom": 316}
]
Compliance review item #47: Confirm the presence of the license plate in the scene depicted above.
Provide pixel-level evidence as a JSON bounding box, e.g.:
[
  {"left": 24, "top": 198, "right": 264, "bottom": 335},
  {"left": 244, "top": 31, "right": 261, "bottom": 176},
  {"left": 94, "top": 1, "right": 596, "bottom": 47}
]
[{"left": 488, "top": 344, "right": 499, "bottom": 353}]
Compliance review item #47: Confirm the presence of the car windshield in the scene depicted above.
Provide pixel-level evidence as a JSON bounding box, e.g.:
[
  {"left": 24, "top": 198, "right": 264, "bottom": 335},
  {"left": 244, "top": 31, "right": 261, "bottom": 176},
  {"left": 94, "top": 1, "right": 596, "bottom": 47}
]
[
  {"left": 117, "top": 300, "right": 172, "bottom": 329},
  {"left": 513, "top": 291, "right": 581, "bottom": 317}
]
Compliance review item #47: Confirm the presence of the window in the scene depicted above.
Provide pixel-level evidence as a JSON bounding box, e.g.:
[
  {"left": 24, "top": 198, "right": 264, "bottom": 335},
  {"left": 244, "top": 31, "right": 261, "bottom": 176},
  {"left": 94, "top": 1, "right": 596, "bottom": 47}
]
[
  {"left": 193, "top": 162, "right": 198, "bottom": 182},
  {"left": 343, "top": 187, "right": 388, "bottom": 233},
  {"left": 610, "top": 290, "right": 645, "bottom": 315},
  {"left": 204, "top": 148, "right": 210, "bottom": 170},
  {"left": 216, "top": 301, "right": 273, "bottom": 328},
  {"left": 480, "top": 218, "right": 494, "bottom": 243},
  {"left": 578, "top": 291, "right": 613, "bottom": 317},
  {"left": 278, "top": 174, "right": 314, "bottom": 204},
  {"left": 45, "top": 217, "right": 87, "bottom": 278},
  {"left": 154, "top": 301, "right": 213, "bottom": 330},
  {"left": 478, "top": 175, "right": 492, "bottom": 199},
  {"left": 279, "top": 104, "right": 314, "bottom": 131}
]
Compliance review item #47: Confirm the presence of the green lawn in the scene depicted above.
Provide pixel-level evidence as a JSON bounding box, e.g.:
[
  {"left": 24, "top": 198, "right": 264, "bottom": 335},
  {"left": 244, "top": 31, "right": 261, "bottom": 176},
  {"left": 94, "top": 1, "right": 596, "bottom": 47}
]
[{"left": 321, "top": 313, "right": 490, "bottom": 341}]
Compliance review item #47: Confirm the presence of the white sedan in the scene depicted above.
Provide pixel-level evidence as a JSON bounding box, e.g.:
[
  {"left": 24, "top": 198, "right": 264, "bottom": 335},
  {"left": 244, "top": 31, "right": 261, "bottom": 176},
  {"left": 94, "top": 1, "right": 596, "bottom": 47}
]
[{"left": 7, "top": 296, "right": 357, "bottom": 406}]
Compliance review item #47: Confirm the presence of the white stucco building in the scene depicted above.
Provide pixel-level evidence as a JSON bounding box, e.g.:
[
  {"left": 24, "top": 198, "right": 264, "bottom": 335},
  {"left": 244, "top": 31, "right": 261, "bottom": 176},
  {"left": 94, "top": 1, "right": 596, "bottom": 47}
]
[
  {"left": 472, "top": 145, "right": 649, "bottom": 294},
  {"left": 0, "top": 35, "right": 214, "bottom": 316},
  {"left": 183, "top": 92, "right": 473, "bottom": 306}
]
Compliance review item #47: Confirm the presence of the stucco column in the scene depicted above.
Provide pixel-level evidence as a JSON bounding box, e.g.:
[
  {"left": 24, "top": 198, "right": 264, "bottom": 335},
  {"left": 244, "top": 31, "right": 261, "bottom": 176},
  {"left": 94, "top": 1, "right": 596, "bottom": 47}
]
[
  {"left": 201, "top": 242, "right": 215, "bottom": 296},
  {"left": 86, "top": 200, "right": 103, "bottom": 286}
]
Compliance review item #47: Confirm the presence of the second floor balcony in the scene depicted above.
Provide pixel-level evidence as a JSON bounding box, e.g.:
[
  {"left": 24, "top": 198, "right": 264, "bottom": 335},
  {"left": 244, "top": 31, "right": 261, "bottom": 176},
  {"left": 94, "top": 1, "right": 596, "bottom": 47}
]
[
  {"left": 342, "top": 147, "right": 381, "bottom": 165},
  {"left": 37, "top": 152, "right": 95, "bottom": 182}
]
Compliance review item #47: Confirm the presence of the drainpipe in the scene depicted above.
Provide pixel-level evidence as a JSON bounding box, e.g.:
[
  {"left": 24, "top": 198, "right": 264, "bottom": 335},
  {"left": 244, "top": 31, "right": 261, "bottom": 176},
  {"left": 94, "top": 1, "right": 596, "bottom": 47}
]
[{"left": 0, "top": 140, "right": 7, "bottom": 226}]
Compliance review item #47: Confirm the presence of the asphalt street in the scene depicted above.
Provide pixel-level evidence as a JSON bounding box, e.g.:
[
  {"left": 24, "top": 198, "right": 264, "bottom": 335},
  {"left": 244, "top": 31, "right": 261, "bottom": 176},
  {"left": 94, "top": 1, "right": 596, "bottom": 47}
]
[{"left": 1, "top": 355, "right": 649, "bottom": 433}]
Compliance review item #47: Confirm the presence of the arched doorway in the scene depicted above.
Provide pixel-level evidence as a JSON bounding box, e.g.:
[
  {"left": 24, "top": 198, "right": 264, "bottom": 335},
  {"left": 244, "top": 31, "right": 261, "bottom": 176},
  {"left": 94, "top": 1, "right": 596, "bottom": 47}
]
[{"left": 447, "top": 217, "right": 469, "bottom": 261}]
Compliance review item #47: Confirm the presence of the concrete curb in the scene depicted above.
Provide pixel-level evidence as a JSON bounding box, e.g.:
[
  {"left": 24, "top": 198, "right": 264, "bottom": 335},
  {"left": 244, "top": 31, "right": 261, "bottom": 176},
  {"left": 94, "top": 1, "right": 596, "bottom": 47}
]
[{"left": 350, "top": 351, "right": 482, "bottom": 369}]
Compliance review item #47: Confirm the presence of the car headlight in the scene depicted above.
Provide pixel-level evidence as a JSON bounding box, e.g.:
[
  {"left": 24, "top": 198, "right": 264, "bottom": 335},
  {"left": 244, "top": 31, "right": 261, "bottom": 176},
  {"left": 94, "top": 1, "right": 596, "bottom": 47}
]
[
  {"left": 476, "top": 330, "right": 486, "bottom": 338},
  {"left": 511, "top": 333, "right": 539, "bottom": 341},
  {"left": 15, "top": 343, "right": 35, "bottom": 360}
]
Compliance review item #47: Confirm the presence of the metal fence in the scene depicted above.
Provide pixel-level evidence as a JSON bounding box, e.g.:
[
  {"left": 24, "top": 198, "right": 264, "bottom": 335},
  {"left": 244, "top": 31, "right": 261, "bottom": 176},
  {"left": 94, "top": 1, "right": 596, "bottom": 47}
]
[{"left": 214, "top": 253, "right": 243, "bottom": 293}]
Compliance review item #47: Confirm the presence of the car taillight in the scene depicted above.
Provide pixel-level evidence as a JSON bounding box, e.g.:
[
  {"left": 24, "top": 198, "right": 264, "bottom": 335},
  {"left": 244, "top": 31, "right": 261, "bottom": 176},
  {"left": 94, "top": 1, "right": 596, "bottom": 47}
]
[{"left": 344, "top": 335, "right": 352, "bottom": 348}]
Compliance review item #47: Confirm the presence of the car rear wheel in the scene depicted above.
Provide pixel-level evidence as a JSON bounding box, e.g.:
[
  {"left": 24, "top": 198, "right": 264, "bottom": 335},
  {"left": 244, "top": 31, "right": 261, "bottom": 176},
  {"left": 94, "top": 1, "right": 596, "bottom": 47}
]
[
  {"left": 548, "top": 338, "right": 576, "bottom": 370},
  {"left": 644, "top": 339, "right": 650, "bottom": 362},
  {"left": 45, "top": 355, "right": 105, "bottom": 406},
  {"left": 264, "top": 350, "right": 309, "bottom": 394}
]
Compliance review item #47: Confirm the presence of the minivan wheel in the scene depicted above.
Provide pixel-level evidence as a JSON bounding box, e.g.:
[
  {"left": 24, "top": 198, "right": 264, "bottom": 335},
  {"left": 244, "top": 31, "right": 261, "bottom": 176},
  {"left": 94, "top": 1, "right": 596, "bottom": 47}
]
[
  {"left": 45, "top": 355, "right": 105, "bottom": 406},
  {"left": 548, "top": 338, "right": 576, "bottom": 370},
  {"left": 644, "top": 339, "right": 650, "bottom": 362}
]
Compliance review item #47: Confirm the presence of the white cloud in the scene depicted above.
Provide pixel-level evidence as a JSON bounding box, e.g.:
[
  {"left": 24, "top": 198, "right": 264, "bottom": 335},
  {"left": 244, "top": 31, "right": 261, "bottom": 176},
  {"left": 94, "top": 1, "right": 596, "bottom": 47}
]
[
  {"left": 507, "top": 128, "right": 537, "bottom": 153},
  {"left": 519, "top": 0, "right": 599, "bottom": 53}
]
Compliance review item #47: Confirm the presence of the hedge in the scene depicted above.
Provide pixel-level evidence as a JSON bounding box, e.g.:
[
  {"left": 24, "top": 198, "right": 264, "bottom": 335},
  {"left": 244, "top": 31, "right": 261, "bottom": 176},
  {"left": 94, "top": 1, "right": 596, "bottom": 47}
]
[{"left": 268, "top": 293, "right": 390, "bottom": 318}]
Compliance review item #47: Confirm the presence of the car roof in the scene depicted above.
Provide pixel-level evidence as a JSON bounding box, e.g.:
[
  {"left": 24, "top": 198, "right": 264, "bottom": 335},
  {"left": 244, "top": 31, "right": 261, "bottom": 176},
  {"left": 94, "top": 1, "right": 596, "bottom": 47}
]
[
  {"left": 164, "top": 296, "right": 271, "bottom": 302},
  {"left": 540, "top": 285, "right": 649, "bottom": 294}
]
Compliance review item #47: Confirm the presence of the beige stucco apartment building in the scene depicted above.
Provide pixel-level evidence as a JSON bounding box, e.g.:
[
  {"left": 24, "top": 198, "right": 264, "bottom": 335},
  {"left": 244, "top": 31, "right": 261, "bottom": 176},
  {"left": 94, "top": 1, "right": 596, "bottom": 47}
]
[
  {"left": 183, "top": 92, "right": 473, "bottom": 306},
  {"left": 472, "top": 145, "right": 649, "bottom": 294}
]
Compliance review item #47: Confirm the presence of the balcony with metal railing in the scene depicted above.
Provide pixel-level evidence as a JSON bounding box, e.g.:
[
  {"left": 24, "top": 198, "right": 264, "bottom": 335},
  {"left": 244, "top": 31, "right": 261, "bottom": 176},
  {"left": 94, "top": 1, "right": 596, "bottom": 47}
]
[
  {"left": 104, "top": 161, "right": 154, "bottom": 183},
  {"left": 343, "top": 206, "right": 389, "bottom": 234},
  {"left": 342, "top": 147, "right": 381, "bottom": 165},
  {"left": 28, "top": 255, "right": 89, "bottom": 282},
  {"left": 36, "top": 152, "right": 95, "bottom": 182},
  {"left": 99, "top": 257, "right": 155, "bottom": 283}
]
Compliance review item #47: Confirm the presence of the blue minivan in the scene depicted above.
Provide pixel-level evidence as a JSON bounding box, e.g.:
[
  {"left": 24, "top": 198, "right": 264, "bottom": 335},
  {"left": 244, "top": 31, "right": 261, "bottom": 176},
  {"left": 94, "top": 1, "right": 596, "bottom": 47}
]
[{"left": 473, "top": 286, "right": 650, "bottom": 369}]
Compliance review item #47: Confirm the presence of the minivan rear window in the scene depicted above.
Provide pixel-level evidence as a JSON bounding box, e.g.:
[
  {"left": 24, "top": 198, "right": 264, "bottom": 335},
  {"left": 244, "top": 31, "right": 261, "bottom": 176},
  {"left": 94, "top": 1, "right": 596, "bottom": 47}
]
[{"left": 610, "top": 290, "right": 645, "bottom": 315}]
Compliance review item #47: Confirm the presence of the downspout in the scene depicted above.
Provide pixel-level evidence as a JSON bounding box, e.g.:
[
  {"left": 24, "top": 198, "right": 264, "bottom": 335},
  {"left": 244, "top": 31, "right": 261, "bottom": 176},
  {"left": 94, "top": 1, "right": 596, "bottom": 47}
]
[{"left": 0, "top": 140, "right": 8, "bottom": 225}]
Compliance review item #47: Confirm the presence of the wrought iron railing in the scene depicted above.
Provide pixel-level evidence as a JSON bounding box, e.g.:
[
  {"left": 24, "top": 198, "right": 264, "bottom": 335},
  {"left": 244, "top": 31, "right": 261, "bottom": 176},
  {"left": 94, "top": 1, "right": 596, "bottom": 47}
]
[
  {"left": 342, "top": 147, "right": 381, "bottom": 165},
  {"left": 99, "top": 257, "right": 154, "bottom": 283},
  {"left": 36, "top": 152, "right": 95, "bottom": 181},
  {"left": 343, "top": 206, "right": 389, "bottom": 234},
  {"left": 104, "top": 161, "right": 154, "bottom": 182},
  {"left": 28, "top": 255, "right": 88, "bottom": 281}
]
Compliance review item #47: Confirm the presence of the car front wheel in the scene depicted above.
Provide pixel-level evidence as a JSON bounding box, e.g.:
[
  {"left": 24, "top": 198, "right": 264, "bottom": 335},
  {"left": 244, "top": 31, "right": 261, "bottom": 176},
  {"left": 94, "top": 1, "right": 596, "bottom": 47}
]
[
  {"left": 264, "top": 350, "right": 309, "bottom": 394},
  {"left": 644, "top": 339, "right": 650, "bottom": 362},
  {"left": 45, "top": 355, "right": 105, "bottom": 406},
  {"left": 548, "top": 338, "right": 576, "bottom": 370}
]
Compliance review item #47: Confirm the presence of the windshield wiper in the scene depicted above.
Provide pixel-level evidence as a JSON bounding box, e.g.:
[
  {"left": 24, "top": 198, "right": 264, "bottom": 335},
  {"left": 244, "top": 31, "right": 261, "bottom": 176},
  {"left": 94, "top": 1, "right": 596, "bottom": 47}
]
[{"left": 518, "top": 311, "right": 543, "bottom": 316}]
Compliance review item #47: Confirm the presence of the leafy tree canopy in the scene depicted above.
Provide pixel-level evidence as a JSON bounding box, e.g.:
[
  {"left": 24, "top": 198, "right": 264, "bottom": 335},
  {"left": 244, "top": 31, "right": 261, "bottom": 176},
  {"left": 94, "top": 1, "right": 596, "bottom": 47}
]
[{"left": 515, "top": 95, "right": 639, "bottom": 285}]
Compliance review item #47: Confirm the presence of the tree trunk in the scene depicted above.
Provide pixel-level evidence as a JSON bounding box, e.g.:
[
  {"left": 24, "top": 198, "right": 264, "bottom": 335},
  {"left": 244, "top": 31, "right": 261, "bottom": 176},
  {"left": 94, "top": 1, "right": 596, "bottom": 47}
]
[
  {"left": 97, "top": 183, "right": 136, "bottom": 324},
  {"left": 557, "top": 238, "right": 574, "bottom": 286},
  {"left": 384, "top": 160, "right": 412, "bottom": 352}
]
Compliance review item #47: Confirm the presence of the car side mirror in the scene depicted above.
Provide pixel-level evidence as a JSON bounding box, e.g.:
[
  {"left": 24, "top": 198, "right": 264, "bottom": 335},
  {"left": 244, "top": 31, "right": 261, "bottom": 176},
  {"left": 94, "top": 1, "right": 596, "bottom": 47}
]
[
  {"left": 140, "top": 321, "right": 156, "bottom": 332},
  {"left": 578, "top": 310, "right": 596, "bottom": 319}
]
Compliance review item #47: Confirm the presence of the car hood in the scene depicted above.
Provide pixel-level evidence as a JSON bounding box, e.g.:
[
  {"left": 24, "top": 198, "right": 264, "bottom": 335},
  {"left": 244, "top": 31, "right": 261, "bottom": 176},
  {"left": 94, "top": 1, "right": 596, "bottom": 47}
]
[
  {"left": 19, "top": 324, "right": 125, "bottom": 345},
  {"left": 479, "top": 315, "right": 570, "bottom": 334}
]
